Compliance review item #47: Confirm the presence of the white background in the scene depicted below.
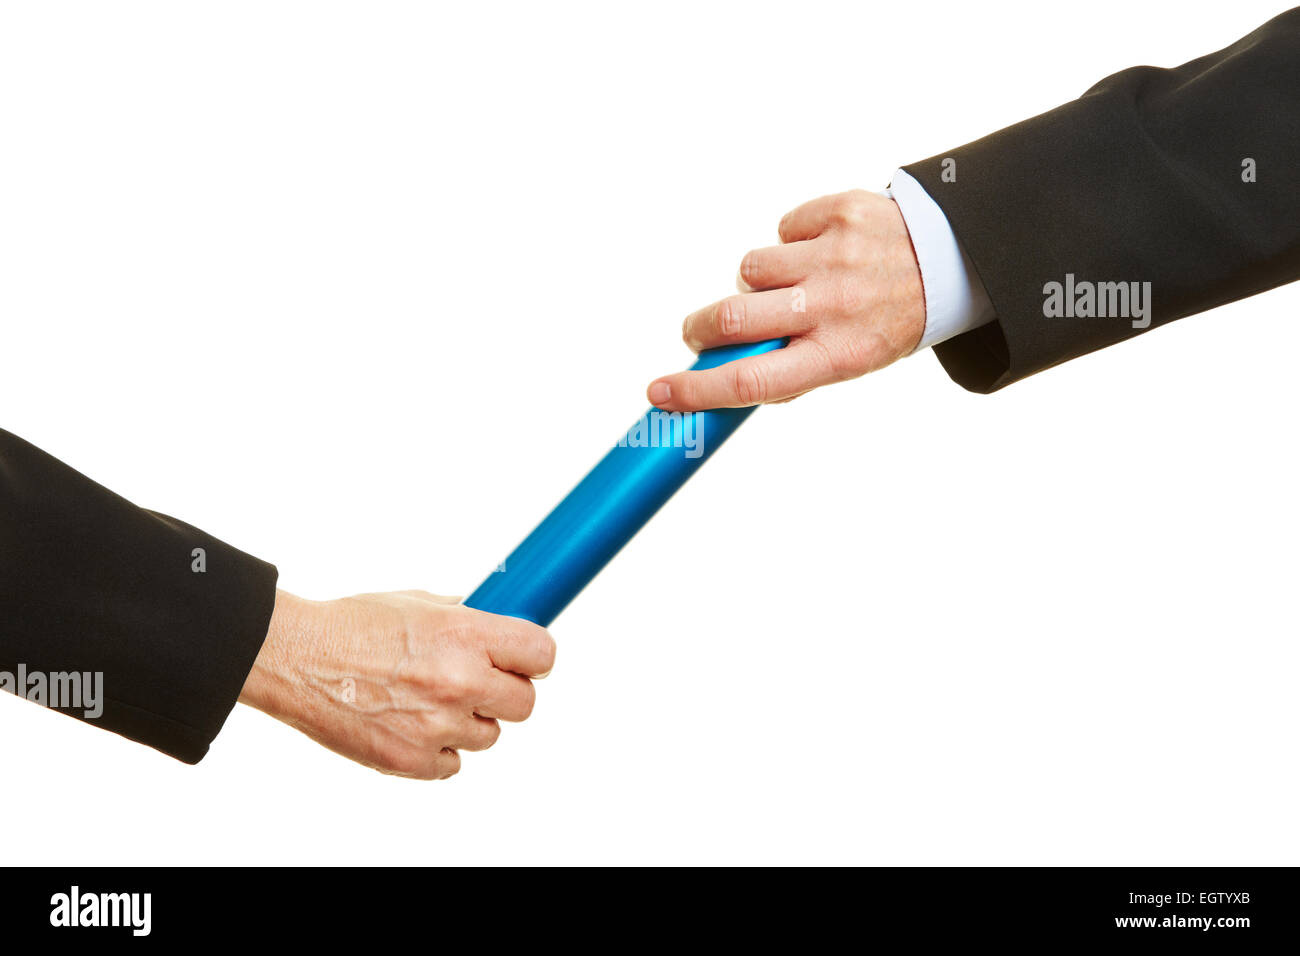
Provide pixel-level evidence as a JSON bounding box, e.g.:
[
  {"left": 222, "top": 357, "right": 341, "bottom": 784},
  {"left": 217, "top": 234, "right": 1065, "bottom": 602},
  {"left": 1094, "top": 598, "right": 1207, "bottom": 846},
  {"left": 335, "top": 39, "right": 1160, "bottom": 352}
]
[{"left": 1, "top": 0, "right": 1296, "bottom": 866}]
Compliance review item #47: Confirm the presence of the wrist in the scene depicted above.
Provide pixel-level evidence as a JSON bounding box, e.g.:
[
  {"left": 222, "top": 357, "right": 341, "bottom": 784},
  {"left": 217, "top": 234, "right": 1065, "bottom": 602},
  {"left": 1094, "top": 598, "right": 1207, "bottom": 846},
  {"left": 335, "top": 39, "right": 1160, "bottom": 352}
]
[
  {"left": 887, "top": 168, "right": 995, "bottom": 351},
  {"left": 239, "top": 589, "right": 320, "bottom": 721},
  {"left": 885, "top": 197, "right": 928, "bottom": 354}
]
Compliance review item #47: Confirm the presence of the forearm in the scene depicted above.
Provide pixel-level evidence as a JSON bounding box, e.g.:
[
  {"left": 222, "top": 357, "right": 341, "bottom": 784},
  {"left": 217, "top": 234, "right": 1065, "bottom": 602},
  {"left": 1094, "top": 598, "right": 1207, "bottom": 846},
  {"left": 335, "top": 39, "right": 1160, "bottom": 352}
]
[
  {"left": 0, "top": 427, "right": 278, "bottom": 762},
  {"left": 236, "top": 589, "right": 320, "bottom": 725},
  {"left": 904, "top": 7, "right": 1300, "bottom": 392}
]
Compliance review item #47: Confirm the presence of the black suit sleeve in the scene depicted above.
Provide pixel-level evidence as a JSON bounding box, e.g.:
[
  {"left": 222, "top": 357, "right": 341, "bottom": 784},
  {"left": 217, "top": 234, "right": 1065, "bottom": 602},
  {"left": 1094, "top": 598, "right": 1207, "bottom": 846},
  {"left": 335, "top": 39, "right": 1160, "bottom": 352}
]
[
  {"left": 903, "top": 7, "right": 1300, "bottom": 393},
  {"left": 0, "top": 428, "right": 278, "bottom": 763}
]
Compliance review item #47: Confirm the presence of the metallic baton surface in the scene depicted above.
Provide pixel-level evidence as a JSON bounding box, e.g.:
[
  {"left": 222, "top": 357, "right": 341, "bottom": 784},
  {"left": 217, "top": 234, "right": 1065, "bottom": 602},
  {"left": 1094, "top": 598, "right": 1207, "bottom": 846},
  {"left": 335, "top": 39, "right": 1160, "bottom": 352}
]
[{"left": 464, "top": 338, "right": 786, "bottom": 626}]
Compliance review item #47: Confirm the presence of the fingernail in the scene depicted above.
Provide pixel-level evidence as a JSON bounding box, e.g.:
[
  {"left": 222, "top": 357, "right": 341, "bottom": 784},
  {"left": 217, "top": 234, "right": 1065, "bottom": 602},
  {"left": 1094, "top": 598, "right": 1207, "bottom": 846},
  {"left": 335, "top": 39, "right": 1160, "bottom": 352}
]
[{"left": 648, "top": 382, "right": 671, "bottom": 406}]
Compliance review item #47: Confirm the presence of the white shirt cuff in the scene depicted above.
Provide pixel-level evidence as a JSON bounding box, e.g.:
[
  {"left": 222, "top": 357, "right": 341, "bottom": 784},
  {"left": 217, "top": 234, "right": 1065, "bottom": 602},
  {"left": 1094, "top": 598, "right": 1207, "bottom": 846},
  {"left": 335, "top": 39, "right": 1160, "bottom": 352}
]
[{"left": 883, "top": 168, "right": 996, "bottom": 351}]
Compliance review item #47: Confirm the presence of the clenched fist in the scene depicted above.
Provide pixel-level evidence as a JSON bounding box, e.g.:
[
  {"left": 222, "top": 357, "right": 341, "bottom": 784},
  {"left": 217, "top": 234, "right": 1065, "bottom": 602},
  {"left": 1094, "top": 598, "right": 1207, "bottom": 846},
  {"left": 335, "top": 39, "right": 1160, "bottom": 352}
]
[
  {"left": 239, "top": 590, "right": 555, "bottom": 779},
  {"left": 647, "top": 190, "right": 926, "bottom": 410}
]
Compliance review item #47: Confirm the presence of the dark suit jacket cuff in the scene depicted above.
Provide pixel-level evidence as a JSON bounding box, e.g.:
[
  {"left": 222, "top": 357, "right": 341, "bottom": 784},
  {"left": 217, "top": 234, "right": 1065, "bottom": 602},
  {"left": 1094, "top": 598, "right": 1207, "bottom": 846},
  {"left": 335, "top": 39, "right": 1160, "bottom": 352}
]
[{"left": 0, "top": 429, "right": 278, "bottom": 764}]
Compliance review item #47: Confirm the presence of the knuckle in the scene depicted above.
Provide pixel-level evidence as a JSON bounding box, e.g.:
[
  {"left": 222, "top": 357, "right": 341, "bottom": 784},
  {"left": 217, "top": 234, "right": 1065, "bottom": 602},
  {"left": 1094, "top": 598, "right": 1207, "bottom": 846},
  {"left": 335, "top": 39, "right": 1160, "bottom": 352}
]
[
  {"left": 830, "top": 233, "right": 870, "bottom": 268},
  {"left": 732, "top": 363, "right": 768, "bottom": 405},
  {"left": 418, "top": 709, "right": 454, "bottom": 740},
  {"left": 739, "top": 250, "right": 764, "bottom": 287},
  {"left": 535, "top": 630, "right": 558, "bottom": 672},
  {"left": 715, "top": 297, "right": 745, "bottom": 338},
  {"left": 436, "top": 750, "right": 462, "bottom": 780},
  {"left": 380, "top": 743, "right": 432, "bottom": 779},
  {"left": 828, "top": 191, "right": 870, "bottom": 227},
  {"left": 826, "top": 198, "right": 853, "bottom": 225},
  {"left": 517, "top": 681, "right": 538, "bottom": 721},
  {"left": 675, "top": 378, "right": 697, "bottom": 409},
  {"left": 436, "top": 667, "right": 479, "bottom": 702},
  {"left": 433, "top": 613, "right": 474, "bottom": 648}
]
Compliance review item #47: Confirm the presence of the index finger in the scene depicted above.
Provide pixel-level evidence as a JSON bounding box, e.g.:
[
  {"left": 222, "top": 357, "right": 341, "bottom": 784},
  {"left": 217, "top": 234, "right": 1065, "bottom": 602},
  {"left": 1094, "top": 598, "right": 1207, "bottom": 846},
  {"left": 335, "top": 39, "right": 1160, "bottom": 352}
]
[{"left": 647, "top": 341, "right": 832, "bottom": 412}]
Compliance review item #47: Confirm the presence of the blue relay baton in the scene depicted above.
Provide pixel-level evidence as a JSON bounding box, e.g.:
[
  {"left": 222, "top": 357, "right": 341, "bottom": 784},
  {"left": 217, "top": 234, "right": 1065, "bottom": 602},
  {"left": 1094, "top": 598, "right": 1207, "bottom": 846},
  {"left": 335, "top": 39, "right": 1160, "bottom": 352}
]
[{"left": 464, "top": 338, "right": 786, "bottom": 626}]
